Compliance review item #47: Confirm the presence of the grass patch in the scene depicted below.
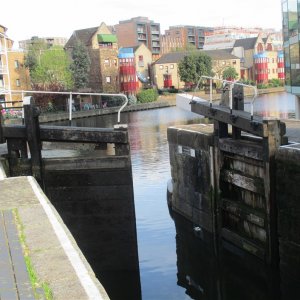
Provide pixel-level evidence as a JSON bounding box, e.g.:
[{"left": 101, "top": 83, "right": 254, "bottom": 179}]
[{"left": 13, "top": 209, "right": 53, "bottom": 300}]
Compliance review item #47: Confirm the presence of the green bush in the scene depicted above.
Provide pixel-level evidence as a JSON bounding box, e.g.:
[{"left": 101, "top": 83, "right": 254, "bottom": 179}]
[
  {"left": 257, "top": 83, "right": 269, "bottom": 89},
  {"left": 137, "top": 89, "right": 158, "bottom": 103}
]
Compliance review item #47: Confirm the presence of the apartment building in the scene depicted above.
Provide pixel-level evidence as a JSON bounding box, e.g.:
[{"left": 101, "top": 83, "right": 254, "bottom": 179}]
[
  {"left": 114, "top": 17, "right": 161, "bottom": 59},
  {"left": 0, "top": 25, "right": 30, "bottom": 107},
  {"left": 65, "top": 22, "right": 119, "bottom": 93},
  {"left": 164, "top": 26, "right": 212, "bottom": 51},
  {"left": 19, "top": 36, "right": 68, "bottom": 50},
  {"left": 204, "top": 26, "right": 280, "bottom": 50}
]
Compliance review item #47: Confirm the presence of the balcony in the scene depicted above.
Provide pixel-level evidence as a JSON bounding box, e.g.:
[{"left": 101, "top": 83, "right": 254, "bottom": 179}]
[
  {"left": 0, "top": 85, "right": 10, "bottom": 94},
  {"left": 0, "top": 65, "right": 8, "bottom": 74},
  {"left": 151, "top": 36, "right": 160, "bottom": 41}
]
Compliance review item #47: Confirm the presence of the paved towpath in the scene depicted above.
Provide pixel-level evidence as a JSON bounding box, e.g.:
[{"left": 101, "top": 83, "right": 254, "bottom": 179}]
[{"left": 0, "top": 175, "right": 109, "bottom": 300}]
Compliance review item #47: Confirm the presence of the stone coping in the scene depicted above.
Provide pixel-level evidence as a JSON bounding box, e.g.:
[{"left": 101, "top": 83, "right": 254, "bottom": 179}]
[{"left": 0, "top": 174, "right": 109, "bottom": 300}]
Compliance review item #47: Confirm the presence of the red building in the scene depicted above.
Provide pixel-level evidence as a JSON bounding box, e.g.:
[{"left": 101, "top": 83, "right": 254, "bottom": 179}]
[{"left": 118, "top": 48, "right": 138, "bottom": 95}]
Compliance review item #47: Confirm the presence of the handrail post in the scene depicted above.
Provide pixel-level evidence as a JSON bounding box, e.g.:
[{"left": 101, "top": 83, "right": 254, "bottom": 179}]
[
  {"left": 210, "top": 78, "right": 213, "bottom": 107},
  {"left": 117, "top": 94, "right": 128, "bottom": 124},
  {"left": 229, "top": 83, "right": 233, "bottom": 114},
  {"left": 69, "top": 92, "right": 72, "bottom": 121}
]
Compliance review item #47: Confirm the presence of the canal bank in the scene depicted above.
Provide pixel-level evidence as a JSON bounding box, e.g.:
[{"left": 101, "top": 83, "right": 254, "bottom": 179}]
[
  {"left": 0, "top": 168, "right": 109, "bottom": 299},
  {"left": 32, "top": 86, "right": 284, "bottom": 123}
]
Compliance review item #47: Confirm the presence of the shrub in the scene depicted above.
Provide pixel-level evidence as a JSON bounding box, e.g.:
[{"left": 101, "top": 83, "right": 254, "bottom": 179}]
[
  {"left": 128, "top": 95, "right": 137, "bottom": 105},
  {"left": 137, "top": 89, "right": 158, "bottom": 103}
]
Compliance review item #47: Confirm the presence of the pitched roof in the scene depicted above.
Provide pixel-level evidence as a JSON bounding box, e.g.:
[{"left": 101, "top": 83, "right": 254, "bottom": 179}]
[
  {"left": 155, "top": 51, "right": 189, "bottom": 64},
  {"left": 65, "top": 27, "right": 98, "bottom": 48},
  {"left": 233, "top": 37, "right": 258, "bottom": 50},
  {"left": 155, "top": 49, "right": 238, "bottom": 64},
  {"left": 203, "top": 49, "right": 239, "bottom": 60}
]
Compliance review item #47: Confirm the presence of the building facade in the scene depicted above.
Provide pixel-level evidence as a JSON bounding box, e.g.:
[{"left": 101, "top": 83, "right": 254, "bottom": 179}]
[
  {"left": 204, "top": 26, "right": 280, "bottom": 50},
  {"left": 19, "top": 36, "right": 68, "bottom": 50},
  {"left": 114, "top": 17, "right": 161, "bottom": 59},
  {"left": 0, "top": 25, "right": 30, "bottom": 107},
  {"left": 231, "top": 35, "right": 284, "bottom": 84},
  {"left": 153, "top": 50, "right": 240, "bottom": 89},
  {"left": 163, "top": 26, "right": 212, "bottom": 52},
  {"left": 118, "top": 47, "right": 138, "bottom": 95},
  {"left": 65, "top": 23, "right": 119, "bottom": 93},
  {"left": 281, "top": 0, "right": 300, "bottom": 117}
]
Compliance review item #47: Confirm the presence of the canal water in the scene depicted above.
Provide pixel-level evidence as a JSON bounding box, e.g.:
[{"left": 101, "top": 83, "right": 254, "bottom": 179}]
[{"left": 55, "top": 91, "right": 296, "bottom": 300}]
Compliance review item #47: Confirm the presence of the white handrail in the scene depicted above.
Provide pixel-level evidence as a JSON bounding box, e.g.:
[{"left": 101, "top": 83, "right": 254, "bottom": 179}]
[
  {"left": 10, "top": 90, "right": 128, "bottom": 123},
  {"left": 194, "top": 76, "right": 258, "bottom": 119}
]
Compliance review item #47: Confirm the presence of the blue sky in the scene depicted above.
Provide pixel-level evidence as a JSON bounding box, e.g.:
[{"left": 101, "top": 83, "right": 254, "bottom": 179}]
[{"left": 2, "top": 0, "right": 282, "bottom": 45}]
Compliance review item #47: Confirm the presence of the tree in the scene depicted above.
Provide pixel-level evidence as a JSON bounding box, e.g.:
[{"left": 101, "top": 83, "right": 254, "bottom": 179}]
[
  {"left": 222, "top": 66, "right": 239, "bottom": 80},
  {"left": 178, "top": 52, "right": 212, "bottom": 86},
  {"left": 69, "top": 41, "right": 91, "bottom": 89},
  {"left": 30, "top": 46, "right": 74, "bottom": 90},
  {"left": 24, "top": 39, "right": 48, "bottom": 73},
  {"left": 171, "top": 43, "right": 197, "bottom": 53}
]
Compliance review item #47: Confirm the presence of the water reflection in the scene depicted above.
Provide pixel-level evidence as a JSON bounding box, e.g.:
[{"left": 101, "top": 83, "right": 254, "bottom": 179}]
[
  {"left": 244, "top": 91, "right": 296, "bottom": 119},
  {"left": 51, "top": 91, "right": 297, "bottom": 300},
  {"left": 172, "top": 211, "right": 281, "bottom": 300}
]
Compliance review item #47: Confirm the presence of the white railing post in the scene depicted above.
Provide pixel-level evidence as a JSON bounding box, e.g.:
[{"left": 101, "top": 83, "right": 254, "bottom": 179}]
[
  {"left": 229, "top": 83, "right": 233, "bottom": 114},
  {"left": 69, "top": 92, "right": 72, "bottom": 121},
  {"left": 209, "top": 78, "right": 213, "bottom": 107}
]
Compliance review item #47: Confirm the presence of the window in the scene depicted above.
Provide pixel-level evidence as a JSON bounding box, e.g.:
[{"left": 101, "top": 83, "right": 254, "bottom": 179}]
[
  {"left": 257, "top": 43, "right": 263, "bottom": 52},
  {"left": 106, "top": 76, "right": 111, "bottom": 83},
  {"left": 170, "top": 64, "right": 174, "bottom": 69},
  {"left": 232, "top": 60, "right": 236, "bottom": 65},
  {"left": 288, "top": 0, "right": 298, "bottom": 38},
  {"left": 159, "top": 65, "right": 163, "bottom": 69},
  {"left": 104, "top": 59, "right": 110, "bottom": 65},
  {"left": 14, "top": 60, "right": 19, "bottom": 69},
  {"left": 16, "top": 79, "right": 20, "bottom": 87},
  {"left": 139, "top": 55, "right": 143, "bottom": 61}
]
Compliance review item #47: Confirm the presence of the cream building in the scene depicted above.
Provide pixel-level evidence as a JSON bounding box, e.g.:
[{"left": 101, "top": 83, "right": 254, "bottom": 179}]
[{"left": 153, "top": 50, "right": 240, "bottom": 89}]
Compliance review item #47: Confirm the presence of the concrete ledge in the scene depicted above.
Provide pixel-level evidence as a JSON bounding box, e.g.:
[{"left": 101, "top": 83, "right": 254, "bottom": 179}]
[
  {"left": 0, "top": 176, "right": 109, "bottom": 300},
  {"left": 38, "top": 100, "right": 176, "bottom": 123}
]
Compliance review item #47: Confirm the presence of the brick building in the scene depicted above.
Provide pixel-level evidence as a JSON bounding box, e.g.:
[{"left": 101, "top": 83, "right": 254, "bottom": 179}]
[
  {"left": 114, "top": 17, "right": 161, "bottom": 60},
  {"left": 163, "top": 26, "right": 212, "bottom": 51},
  {"left": 65, "top": 22, "right": 119, "bottom": 93}
]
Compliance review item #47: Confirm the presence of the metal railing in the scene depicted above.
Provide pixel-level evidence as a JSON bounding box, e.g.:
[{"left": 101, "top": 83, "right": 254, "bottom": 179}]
[
  {"left": 8, "top": 90, "right": 128, "bottom": 123},
  {"left": 193, "top": 76, "right": 258, "bottom": 120}
]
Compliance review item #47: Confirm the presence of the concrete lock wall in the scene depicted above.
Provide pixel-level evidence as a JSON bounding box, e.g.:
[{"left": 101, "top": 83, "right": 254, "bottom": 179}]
[
  {"left": 276, "top": 145, "right": 300, "bottom": 297},
  {"left": 167, "top": 124, "right": 215, "bottom": 245},
  {"left": 42, "top": 154, "right": 141, "bottom": 300}
]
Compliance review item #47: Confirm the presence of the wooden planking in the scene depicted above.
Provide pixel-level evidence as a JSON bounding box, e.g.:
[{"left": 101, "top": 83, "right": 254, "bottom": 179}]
[
  {"left": 43, "top": 156, "right": 131, "bottom": 171},
  {"left": 219, "top": 138, "right": 264, "bottom": 161},
  {"left": 221, "top": 169, "right": 265, "bottom": 195},
  {"left": 190, "top": 100, "right": 267, "bottom": 137},
  {"left": 221, "top": 228, "right": 265, "bottom": 260},
  {"left": 40, "top": 125, "right": 128, "bottom": 144},
  {"left": 222, "top": 198, "right": 265, "bottom": 227},
  {"left": 2, "top": 125, "right": 128, "bottom": 144}
]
